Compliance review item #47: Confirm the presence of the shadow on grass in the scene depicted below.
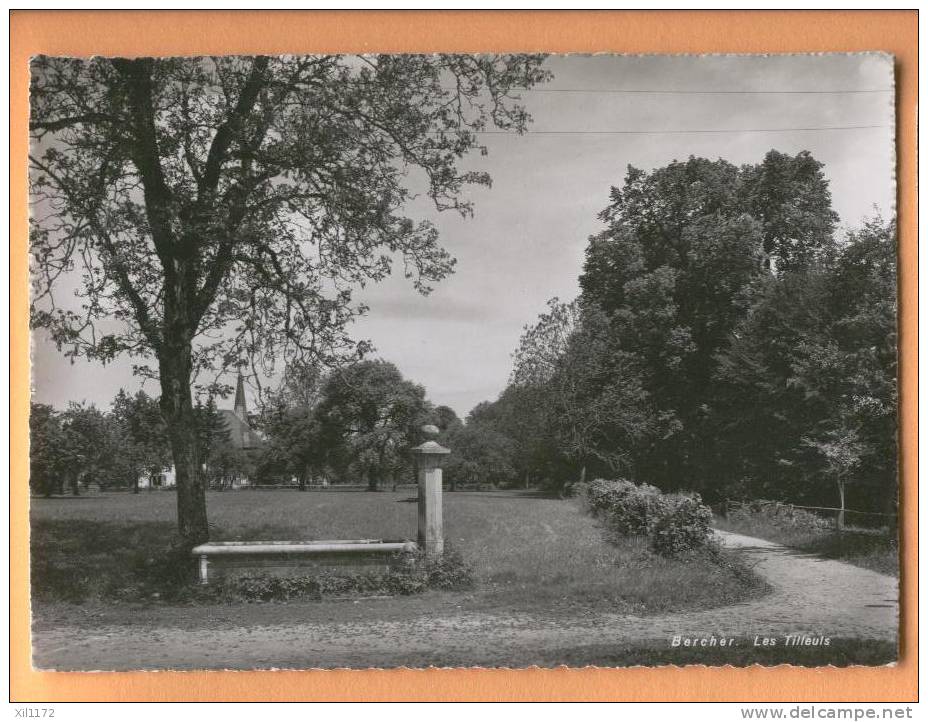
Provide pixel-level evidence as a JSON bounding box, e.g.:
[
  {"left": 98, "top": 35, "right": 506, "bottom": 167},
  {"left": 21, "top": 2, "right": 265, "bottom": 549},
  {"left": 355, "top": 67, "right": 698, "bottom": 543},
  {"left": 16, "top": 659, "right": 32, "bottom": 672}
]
[
  {"left": 30, "top": 519, "right": 196, "bottom": 603},
  {"left": 30, "top": 518, "right": 474, "bottom": 605}
]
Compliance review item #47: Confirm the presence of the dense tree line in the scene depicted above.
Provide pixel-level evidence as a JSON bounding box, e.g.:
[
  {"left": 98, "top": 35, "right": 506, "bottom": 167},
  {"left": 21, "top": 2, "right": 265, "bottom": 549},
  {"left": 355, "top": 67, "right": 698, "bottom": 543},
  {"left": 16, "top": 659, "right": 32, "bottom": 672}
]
[
  {"left": 30, "top": 390, "right": 230, "bottom": 495},
  {"left": 460, "top": 151, "right": 897, "bottom": 514},
  {"left": 30, "top": 361, "right": 464, "bottom": 495},
  {"left": 255, "top": 359, "right": 460, "bottom": 490}
]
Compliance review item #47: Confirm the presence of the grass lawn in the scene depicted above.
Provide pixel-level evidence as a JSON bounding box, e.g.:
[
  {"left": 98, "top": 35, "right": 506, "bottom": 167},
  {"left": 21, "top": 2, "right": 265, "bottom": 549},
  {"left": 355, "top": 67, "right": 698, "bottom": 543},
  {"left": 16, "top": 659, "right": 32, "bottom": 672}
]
[
  {"left": 31, "top": 489, "right": 765, "bottom": 614},
  {"left": 714, "top": 514, "right": 899, "bottom": 577}
]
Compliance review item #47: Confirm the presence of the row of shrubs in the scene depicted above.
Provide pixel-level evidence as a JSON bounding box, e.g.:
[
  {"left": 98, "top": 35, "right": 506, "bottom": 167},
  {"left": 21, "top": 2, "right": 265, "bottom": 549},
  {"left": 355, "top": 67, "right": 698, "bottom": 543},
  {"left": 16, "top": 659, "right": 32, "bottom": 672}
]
[
  {"left": 726, "top": 500, "right": 834, "bottom": 532},
  {"left": 583, "top": 478, "right": 715, "bottom": 557}
]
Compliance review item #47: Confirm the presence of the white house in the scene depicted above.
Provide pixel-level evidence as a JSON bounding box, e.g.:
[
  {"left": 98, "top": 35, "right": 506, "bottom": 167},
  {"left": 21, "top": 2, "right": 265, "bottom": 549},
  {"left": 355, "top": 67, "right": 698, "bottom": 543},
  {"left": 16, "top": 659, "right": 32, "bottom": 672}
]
[{"left": 136, "top": 466, "right": 176, "bottom": 490}]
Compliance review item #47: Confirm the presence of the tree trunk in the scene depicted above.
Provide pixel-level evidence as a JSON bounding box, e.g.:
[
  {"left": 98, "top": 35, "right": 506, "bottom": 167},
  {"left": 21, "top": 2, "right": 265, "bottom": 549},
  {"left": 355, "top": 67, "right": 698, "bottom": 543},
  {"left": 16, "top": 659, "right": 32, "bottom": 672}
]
[
  {"left": 367, "top": 467, "right": 378, "bottom": 492},
  {"left": 159, "top": 343, "right": 209, "bottom": 549},
  {"left": 836, "top": 477, "right": 846, "bottom": 531}
]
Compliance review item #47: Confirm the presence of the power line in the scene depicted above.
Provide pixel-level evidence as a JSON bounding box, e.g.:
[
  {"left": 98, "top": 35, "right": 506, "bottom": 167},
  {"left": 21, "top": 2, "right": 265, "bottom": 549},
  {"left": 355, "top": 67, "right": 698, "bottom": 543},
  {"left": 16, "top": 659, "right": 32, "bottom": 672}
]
[
  {"left": 521, "top": 88, "right": 893, "bottom": 95},
  {"left": 470, "top": 124, "right": 890, "bottom": 136}
]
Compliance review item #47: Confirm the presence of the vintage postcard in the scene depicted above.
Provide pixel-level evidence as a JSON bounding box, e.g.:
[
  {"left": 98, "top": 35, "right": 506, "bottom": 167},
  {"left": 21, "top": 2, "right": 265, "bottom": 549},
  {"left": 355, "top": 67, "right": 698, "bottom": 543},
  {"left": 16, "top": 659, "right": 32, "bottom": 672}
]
[{"left": 26, "top": 50, "right": 899, "bottom": 673}]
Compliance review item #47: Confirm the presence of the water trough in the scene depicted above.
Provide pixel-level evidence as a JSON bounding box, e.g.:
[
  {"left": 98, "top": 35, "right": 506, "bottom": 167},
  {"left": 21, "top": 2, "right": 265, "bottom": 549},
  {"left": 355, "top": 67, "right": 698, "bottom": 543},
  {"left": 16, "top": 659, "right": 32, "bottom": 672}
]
[
  {"left": 192, "top": 539, "right": 418, "bottom": 584},
  {"left": 191, "top": 425, "right": 451, "bottom": 585}
]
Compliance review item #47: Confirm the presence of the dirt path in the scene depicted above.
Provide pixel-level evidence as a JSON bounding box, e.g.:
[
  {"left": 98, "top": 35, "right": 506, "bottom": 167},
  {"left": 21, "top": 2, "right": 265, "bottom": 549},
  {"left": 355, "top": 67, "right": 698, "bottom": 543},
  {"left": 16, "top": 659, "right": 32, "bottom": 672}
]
[{"left": 32, "top": 531, "right": 897, "bottom": 670}]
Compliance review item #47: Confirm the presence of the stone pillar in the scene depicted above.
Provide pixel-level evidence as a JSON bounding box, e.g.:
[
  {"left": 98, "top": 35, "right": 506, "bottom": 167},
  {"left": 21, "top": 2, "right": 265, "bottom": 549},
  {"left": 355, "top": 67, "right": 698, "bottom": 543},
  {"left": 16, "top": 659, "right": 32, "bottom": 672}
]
[{"left": 412, "top": 426, "right": 450, "bottom": 556}]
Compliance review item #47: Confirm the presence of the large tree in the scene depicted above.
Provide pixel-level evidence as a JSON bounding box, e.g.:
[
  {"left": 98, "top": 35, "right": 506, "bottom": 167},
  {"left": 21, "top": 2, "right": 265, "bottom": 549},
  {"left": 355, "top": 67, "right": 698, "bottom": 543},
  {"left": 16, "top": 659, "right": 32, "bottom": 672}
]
[
  {"left": 29, "top": 403, "right": 69, "bottom": 497},
  {"left": 110, "top": 389, "right": 172, "bottom": 492},
  {"left": 29, "top": 54, "right": 549, "bottom": 545},
  {"left": 510, "top": 298, "right": 657, "bottom": 490},
  {"left": 314, "top": 360, "right": 429, "bottom": 490},
  {"left": 58, "top": 402, "right": 117, "bottom": 494},
  {"left": 578, "top": 153, "right": 837, "bottom": 487},
  {"left": 715, "top": 217, "right": 897, "bottom": 511}
]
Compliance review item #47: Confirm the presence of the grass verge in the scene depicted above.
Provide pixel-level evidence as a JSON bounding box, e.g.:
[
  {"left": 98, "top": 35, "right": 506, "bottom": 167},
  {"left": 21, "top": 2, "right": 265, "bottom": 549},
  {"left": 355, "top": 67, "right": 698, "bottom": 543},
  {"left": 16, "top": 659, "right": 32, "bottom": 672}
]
[
  {"left": 714, "top": 514, "right": 898, "bottom": 577},
  {"left": 31, "top": 490, "right": 767, "bottom": 613}
]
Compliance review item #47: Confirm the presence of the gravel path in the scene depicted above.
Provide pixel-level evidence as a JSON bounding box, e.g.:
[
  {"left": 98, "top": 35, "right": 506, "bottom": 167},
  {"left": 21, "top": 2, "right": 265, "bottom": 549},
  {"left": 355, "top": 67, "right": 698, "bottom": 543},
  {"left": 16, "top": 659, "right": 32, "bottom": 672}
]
[{"left": 32, "top": 531, "right": 898, "bottom": 670}]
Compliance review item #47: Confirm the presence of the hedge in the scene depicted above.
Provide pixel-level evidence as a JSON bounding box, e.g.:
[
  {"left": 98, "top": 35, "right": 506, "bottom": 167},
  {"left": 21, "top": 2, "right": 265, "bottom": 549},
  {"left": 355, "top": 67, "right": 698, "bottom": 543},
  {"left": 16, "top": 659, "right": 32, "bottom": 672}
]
[{"left": 583, "top": 478, "right": 714, "bottom": 557}]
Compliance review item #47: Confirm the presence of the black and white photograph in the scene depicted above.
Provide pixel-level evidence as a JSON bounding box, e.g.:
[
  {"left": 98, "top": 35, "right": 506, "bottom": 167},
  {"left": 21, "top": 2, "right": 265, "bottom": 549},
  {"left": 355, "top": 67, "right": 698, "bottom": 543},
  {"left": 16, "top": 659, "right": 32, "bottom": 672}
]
[{"left": 27, "top": 51, "right": 898, "bottom": 670}]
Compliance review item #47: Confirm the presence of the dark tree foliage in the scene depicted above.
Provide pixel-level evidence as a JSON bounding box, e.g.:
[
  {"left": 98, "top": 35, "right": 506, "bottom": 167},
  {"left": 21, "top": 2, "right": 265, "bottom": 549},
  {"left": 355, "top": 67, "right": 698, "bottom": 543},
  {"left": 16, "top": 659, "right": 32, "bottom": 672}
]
[
  {"left": 431, "top": 405, "right": 463, "bottom": 434},
  {"left": 256, "top": 404, "right": 325, "bottom": 489},
  {"left": 739, "top": 150, "right": 840, "bottom": 272},
  {"left": 577, "top": 153, "right": 838, "bottom": 489},
  {"left": 110, "top": 389, "right": 173, "bottom": 492},
  {"left": 313, "top": 360, "right": 430, "bottom": 490},
  {"left": 29, "top": 54, "right": 549, "bottom": 544},
  {"left": 29, "top": 402, "right": 69, "bottom": 497},
  {"left": 57, "top": 402, "right": 120, "bottom": 494},
  {"left": 715, "top": 217, "right": 897, "bottom": 512},
  {"left": 193, "top": 396, "right": 227, "bottom": 481},
  {"left": 469, "top": 153, "right": 894, "bottom": 514},
  {"left": 444, "top": 421, "right": 517, "bottom": 491},
  {"left": 508, "top": 299, "right": 660, "bottom": 492}
]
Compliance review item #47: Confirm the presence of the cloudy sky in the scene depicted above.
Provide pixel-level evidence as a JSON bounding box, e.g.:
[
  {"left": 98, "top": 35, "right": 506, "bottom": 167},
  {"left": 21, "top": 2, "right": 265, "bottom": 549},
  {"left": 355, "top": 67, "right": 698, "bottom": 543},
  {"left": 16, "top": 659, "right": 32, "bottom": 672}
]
[{"left": 31, "top": 53, "right": 895, "bottom": 418}]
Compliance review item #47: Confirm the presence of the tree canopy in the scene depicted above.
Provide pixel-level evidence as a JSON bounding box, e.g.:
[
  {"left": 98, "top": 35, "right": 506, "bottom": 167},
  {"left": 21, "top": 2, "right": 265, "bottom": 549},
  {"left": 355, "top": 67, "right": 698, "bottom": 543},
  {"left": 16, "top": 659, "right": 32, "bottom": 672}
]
[
  {"left": 314, "top": 360, "right": 430, "bottom": 490},
  {"left": 463, "top": 152, "right": 895, "bottom": 514},
  {"left": 29, "top": 54, "right": 550, "bottom": 544}
]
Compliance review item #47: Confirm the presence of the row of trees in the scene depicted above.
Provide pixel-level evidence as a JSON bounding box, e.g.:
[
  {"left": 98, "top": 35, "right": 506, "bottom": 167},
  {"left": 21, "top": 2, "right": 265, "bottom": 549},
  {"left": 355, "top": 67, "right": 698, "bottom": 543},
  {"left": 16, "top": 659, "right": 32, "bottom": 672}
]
[
  {"left": 30, "top": 359, "right": 498, "bottom": 496},
  {"left": 462, "top": 151, "right": 897, "bottom": 514},
  {"left": 29, "top": 391, "right": 238, "bottom": 496},
  {"left": 257, "top": 360, "right": 465, "bottom": 490},
  {"left": 30, "top": 391, "right": 169, "bottom": 495}
]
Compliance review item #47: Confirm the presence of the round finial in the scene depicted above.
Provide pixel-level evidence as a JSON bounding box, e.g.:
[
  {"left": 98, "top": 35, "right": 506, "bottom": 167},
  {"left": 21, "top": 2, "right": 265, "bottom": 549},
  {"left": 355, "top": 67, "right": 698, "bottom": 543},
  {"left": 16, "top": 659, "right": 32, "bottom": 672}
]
[{"left": 420, "top": 424, "right": 440, "bottom": 438}]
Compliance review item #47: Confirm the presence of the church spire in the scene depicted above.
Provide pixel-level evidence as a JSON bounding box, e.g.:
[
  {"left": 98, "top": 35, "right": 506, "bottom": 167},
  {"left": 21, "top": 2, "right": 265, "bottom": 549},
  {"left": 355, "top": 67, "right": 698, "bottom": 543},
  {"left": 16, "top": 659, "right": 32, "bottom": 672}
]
[{"left": 233, "top": 373, "right": 247, "bottom": 420}]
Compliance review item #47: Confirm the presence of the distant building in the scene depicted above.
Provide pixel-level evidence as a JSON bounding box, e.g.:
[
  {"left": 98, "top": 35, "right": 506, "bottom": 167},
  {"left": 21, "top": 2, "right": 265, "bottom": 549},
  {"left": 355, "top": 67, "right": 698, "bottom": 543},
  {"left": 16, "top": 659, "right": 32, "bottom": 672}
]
[
  {"left": 136, "top": 466, "right": 176, "bottom": 490},
  {"left": 210, "top": 373, "right": 263, "bottom": 489},
  {"left": 217, "top": 374, "right": 263, "bottom": 452},
  {"left": 136, "top": 374, "right": 262, "bottom": 490}
]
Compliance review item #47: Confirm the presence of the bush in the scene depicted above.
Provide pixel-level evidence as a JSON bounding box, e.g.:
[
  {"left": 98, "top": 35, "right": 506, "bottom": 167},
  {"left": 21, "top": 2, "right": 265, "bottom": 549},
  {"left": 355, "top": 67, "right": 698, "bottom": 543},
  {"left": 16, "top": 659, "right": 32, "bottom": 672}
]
[
  {"left": 585, "top": 478, "right": 636, "bottom": 515},
  {"left": 424, "top": 548, "right": 476, "bottom": 590},
  {"left": 582, "top": 478, "right": 714, "bottom": 557},
  {"left": 223, "top": 546, "right": 475, "bottom": 602},
  {"left": 728, "top": 500, "right": 832, "bottom": 533},
  {"left": 649, "top": 493, "right": 714, "bottom": 557}
]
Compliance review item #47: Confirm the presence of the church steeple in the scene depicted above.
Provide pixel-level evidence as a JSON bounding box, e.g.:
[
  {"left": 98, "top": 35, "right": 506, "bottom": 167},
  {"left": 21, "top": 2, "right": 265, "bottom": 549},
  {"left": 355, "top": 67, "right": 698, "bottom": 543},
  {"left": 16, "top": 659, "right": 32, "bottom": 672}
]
[{"left": 233, "top": 373, "right": 247, "bottom": 420}]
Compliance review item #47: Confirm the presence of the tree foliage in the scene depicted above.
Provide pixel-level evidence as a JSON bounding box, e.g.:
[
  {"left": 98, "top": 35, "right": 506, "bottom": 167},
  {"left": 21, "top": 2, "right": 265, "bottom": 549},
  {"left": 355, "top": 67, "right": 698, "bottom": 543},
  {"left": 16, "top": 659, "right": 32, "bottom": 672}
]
[
  {"left": 465, "top": 153, "right": 895, "bottom": 515},
  {"left": 29, "top": 53, "right": 550, "bottom": 543},
  {"left": 312, "top": 360, "right": 430, "bottom": 489},
  {"left": 110, "top": 389, "right": 173, "bottom": 492}
]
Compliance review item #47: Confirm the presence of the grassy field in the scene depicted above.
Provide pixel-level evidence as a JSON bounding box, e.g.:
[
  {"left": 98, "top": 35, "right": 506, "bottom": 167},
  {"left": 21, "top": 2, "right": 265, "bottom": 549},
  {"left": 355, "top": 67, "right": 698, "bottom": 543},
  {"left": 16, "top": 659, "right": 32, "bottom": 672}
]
[
  {"left": 31, "top": 489, "right": 765, "bottom": 614},
  {"left": 714, "top": 514, "right": 899, "bottom": 577}
]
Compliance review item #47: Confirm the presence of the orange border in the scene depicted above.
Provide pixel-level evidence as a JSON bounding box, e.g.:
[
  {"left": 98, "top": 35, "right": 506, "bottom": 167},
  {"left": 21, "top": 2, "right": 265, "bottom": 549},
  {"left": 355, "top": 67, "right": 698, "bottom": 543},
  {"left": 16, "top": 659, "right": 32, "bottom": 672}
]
[{"left": 10, "top": 10, "right": 917, "bottom": 702}]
